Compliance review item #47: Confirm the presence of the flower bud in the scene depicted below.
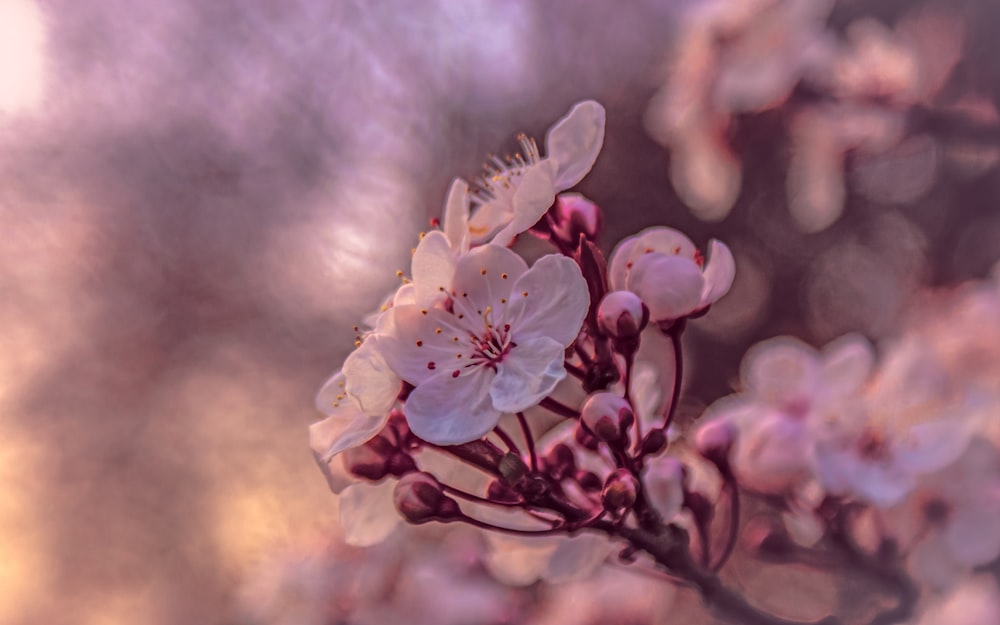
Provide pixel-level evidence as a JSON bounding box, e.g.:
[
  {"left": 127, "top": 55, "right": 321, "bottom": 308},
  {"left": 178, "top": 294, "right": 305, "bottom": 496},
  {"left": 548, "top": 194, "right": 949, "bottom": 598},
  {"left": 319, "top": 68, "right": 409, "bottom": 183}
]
[
  {"left": 577, "top": 470, "right": 603, "bottom": 492},
  {"left": 343, "top": 435, "right": 394, "bottom": 481},
  {"left": 640, "top": 428, "right": 668, "bottom": 456},
  {"left": 601, "top": 469, "right": 639, "bottom": 511},
  {"left": 694, "top": 418, "right": 736, "bottom": 471},
  {"left": 580, "top": 392, "right": 634, "bottom": 443},
  {"left": 541, "top": 443, "right": 577, "bottom": 481},
  {"left": 549, "top": 193, "right": 601, "bottom": 246},
  {"left": 393, "top": 472, "right": 461, "bottom": 524},
  {"left": 597, "top": 291, "right": 648, "bottom": 339}
]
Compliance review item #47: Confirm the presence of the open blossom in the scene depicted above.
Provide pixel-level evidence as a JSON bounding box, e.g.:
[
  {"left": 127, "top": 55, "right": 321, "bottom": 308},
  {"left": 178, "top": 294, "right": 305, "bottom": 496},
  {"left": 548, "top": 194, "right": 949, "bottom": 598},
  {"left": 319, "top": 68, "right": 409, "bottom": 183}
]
[
  {"left": 379, "top": 244, "right": 589, "bottom": 445},
  {"left": 608, "top": 226, "right": 735, "bottom": 322},
  {"left": 699, "top": 334, "right": 874, "bottom": 494},
  {"left": 467, "top": 100, "right": 605, "bottom": 246}
]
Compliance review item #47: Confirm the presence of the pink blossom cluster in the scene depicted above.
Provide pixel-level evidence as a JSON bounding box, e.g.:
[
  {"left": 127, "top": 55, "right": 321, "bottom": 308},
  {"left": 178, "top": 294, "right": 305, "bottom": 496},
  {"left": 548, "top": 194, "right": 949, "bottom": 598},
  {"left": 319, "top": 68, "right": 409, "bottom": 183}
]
[{"left": 308, "top": 100, "right": 999, "bottom": 625}]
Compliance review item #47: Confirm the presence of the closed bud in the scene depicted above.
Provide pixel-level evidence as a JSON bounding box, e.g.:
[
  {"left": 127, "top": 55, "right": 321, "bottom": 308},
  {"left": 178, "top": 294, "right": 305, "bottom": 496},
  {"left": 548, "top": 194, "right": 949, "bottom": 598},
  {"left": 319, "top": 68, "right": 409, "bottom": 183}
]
[
  {"left": 343, "top": 435, "right": 393, "bottom": 481},
  {"left": 549, "top": 193, "right": 601, "bottom": 246},
  {"left": 486, "top": 479, "right": 522, "bottom": 504},
  {"left": 640, "top": 428, "right": 668, "bottom": 456},
  {"left": 597, "top": 291, "right": 648, "bottom": 339},
  {"left": 581, "top": 392, "right": 634, "bottom": 442},
  {"left": 601, "top": 469, "right": 639, "bottom": 511},
  {"left": 541, "top": 443, "right": 577, "bottom": 480},
  {"left": 577, "top": 470, "right": 603, "bottom": 492},
  {"left": 393, "top": 472, "right": 460, "bottom": 524}
]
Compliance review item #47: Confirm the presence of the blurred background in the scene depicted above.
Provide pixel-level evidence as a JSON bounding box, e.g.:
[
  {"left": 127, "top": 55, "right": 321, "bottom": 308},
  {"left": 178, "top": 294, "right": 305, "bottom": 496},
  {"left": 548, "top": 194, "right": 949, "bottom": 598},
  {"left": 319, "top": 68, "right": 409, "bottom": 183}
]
[{"left": 1, "top": 0, "right": 998, "bottom": 623}]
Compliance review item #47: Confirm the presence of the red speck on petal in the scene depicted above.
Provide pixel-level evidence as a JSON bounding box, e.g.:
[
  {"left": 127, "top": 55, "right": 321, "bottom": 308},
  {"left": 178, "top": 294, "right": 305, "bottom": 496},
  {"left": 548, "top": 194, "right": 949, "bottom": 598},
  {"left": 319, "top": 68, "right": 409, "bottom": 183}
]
[
  {"left": 693, "top": 249, "right": 705, "bottom": 267},
  {"left": 427, "top": 362, "right": 436, "bottom": 370},
  {"left": 451, "top": 370, "right": 460, "bottom": 378}
]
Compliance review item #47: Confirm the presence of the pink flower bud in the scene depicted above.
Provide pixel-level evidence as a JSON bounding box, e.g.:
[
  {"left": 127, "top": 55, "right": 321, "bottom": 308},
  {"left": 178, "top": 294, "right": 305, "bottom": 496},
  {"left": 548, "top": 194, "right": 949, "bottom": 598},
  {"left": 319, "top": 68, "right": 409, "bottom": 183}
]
[
  {"left": 549, "top": 193, "right": 602, "bottom": 246},
  {"left": 393, "top": 472, "right": 460, "bottom": 524},
  {"left": 343, "top": 435, "right": 394, "bottom": 481},
  {"left": 580, "top": 392, "right": 634, "bottom": 442},
  {"left": 541, "top": 443, "right": 577, "bottom": 480},
  {"left": 602, "top": 469, "right": 639, "bottom": 511},
  {"left": 597, "top": 291, "right": 648, "bottom": 339}
]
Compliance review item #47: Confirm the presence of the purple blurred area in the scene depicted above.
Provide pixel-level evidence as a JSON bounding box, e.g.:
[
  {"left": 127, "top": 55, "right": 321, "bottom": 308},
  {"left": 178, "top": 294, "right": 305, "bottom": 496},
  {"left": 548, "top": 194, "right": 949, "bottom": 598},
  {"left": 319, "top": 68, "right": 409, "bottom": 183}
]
[{"left": 0, "top": 1, "right": 998, "bottom": 623}]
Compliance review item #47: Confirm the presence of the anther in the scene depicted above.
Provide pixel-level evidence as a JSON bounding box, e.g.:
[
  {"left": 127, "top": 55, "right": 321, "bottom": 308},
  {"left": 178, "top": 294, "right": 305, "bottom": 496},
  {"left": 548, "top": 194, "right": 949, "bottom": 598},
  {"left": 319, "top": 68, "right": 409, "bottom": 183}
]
[
  {"left": 416, "top": 340, "right": 423, "bottom": 347},
  {"left": 501, "top": 273, "right": 508, "bottom": 280},
  {"left": 427, "top": 361, "right": 436, "bottom": 370}
]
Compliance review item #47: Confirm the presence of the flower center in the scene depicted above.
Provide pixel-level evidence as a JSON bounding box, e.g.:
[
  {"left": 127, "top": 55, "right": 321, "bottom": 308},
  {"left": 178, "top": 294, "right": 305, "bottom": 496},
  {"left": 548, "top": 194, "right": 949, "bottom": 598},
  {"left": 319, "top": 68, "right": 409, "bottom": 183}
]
[{"left": 468, "top": 307, "right": 513, "bottom": 369}]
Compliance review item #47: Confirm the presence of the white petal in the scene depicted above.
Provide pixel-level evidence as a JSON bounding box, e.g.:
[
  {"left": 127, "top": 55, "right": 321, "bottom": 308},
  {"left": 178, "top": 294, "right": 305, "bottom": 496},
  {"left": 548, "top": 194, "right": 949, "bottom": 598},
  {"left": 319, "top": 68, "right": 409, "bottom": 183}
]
[
  {"left": 607, "top": 235, "right": 640, "bottom": 291},
  {"left": 309, "top": 417, "right": 357, "bottom": 494},
  {"left": 490, "top": 337, "right": 567, "bottom": 413},
  {"left": 628, "top": 253, "right": 704, "bottom": 321},
  {"left": 379, "top": 305, "right": 474, "bottom": 385},
  {"left": 309, "top": 409, "right": 386, "bottom": 463},
  {"left": 545, "top": 100, "right": 606, "bottom": 189},
  {"left": 405, "top": 368, "right": 502, "bottom": 445},
  {"left": 468, "top": 198, "right": 512, "bottom": 243},
  {"left": 490, "top": 162, "right": 556, "bottom": 247},
  {"left": 343, "top": 338, "right": 401, "bottom": 416},
  {"left": 443, "top": 177, "right": 470, "bottom": 252},
  {"left": 339, "top": 481, "right": 400, "bottom": 546},
  {"left": 411, "top": 230, "right": 456, "bottom": 309},
  {"left": 699, "top": 239, "right": 736, "bottom": 307},
  {"left": 631, "top": 227, "right": 698, "bottom": 259},
  {"left": 506, "top": 254, "right": 589, "bottom": 346},
  {"left": 451, "top": 244, "right": 528, "bottom": 318}
]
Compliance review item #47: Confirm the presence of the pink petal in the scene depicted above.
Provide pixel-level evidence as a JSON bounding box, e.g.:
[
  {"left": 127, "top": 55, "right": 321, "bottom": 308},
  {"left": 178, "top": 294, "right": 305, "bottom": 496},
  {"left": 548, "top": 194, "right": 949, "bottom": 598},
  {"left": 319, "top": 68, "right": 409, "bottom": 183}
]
[
  {"left": 628, "top": 253, "right": 704, "bottom": 321},
  {"left": 343, "top": 338, "right": 401, "bottom": 416},
  {"left": 339, "top": 481, "right": 400, "bottom": 546},
  {"left": 607, "top": 235, "right": 640, "bottom": 291},
  {"left": 490, "top": 336, "right": 566, "bottom": 413},
  {"left": 545, "top": 100, "right": 606, "bottom": 190},
  {"left": 411, "top": 230, "right": 456, "bottom": 309},
  {"left": 380, "top": 305, "right": 474, "bottom": 386},
  {"left": 506, "top": 254, "right": 589, "bottom": 346},
  {"left": 490, "top": 162, "right": 556, "bottom": 247},
  {"left": 442, "top": 177, "right": 470, "bottom": 252},
  {"left": 699, "top": 239, "right": 735, "bottom": 307},
  {"left": 309, "top": 411, "right": 387, "bottom": 493},
  {"left": 405, "top": 367, "right": 501, "bottom": 445},
  {"left": 450, "top": 245, "right": 528, "bottom": 319}
]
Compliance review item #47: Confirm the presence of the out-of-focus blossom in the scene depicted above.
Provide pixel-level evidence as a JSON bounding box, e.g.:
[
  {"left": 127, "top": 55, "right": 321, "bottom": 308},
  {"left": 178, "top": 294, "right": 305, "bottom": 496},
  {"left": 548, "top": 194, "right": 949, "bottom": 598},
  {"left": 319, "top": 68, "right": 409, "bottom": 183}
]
[
  {"left": 699, "top": 334, "right": 874, "bottom": 494},
  {"left": 813, "top": 333, "right": 985, "bottom": 507},
  {"left": 380, "top": 245, "right": 589, "bottom": 444},
  {"left": 608, "top": 226, "right": 735, "bottom": 323},
  {"left": 530, "top": 564, "right": 676, "bottom": 625},
  {"left": 468, "top": 100, "right": 605, "bottom": 246},
  {"left": 645, "top": 0, "right": 835, "bottom": 220}
]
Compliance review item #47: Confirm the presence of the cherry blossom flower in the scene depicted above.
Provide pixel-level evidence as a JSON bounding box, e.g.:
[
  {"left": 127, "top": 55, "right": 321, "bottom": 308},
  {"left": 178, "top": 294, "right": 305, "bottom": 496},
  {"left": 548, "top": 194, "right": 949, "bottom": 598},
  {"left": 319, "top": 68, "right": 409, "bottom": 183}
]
[
  {"left": 813, "top": 338, "right": 984, "bottom": 508},
  {"left": 698, "top": 334, "right": 874, "bottom": 494},
  {"left": 467, "top": 100, "right": 605, "bottom": 246},
  {"left": 379, "top": 244, "right": 589, "bottom": 445},
  {"left": 608, "top": 226, "right": 735, "bottom": 323}
]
